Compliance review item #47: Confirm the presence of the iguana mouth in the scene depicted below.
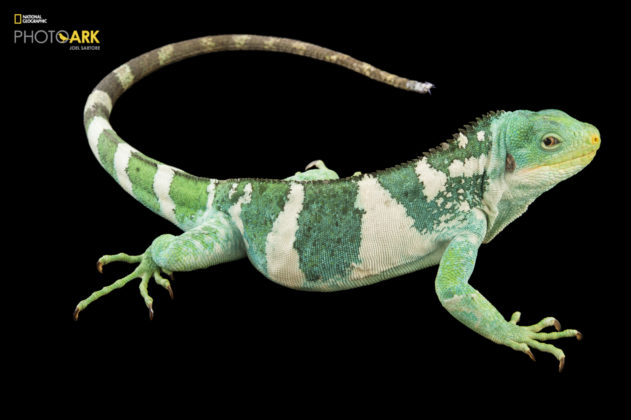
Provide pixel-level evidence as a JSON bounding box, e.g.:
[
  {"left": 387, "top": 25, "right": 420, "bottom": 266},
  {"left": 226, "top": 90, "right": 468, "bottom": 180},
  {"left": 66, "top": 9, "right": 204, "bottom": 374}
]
[
  {"left": 521, "top": 150, "right": 597, "bottom": 173},
  {"left": 551, "top": 150, "right": 597, "bottom": 167}
]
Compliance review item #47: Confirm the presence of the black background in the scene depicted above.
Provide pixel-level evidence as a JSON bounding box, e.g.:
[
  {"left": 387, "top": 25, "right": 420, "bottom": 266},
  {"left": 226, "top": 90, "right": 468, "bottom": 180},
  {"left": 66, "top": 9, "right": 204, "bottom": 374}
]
[{"left": 7, "top": 3, "right": 625, "bottom": 412}]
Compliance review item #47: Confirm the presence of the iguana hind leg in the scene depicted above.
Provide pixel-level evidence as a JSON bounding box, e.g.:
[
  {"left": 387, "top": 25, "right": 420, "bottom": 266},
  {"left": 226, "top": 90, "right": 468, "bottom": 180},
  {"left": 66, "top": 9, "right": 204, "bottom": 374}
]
[{"left": 74, "top": 211, "right": 245, "bottom": 319}]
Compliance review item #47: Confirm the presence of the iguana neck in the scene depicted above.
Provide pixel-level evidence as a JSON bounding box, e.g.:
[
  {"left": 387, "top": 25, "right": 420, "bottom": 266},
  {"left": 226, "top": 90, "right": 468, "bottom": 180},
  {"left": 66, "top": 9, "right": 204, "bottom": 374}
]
[{"left": 480, "top": 110, "right": 537, "bottom": 243}]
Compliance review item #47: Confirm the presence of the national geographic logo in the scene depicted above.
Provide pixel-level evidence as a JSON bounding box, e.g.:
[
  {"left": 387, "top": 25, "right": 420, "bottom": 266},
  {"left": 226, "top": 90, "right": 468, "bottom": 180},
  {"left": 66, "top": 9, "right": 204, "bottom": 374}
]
[
  {"left": 13, "top": 13, "right": 101, "bottom": 51},
  {"left": 14, "top": 14, "right": 47, "bottom": 24}
]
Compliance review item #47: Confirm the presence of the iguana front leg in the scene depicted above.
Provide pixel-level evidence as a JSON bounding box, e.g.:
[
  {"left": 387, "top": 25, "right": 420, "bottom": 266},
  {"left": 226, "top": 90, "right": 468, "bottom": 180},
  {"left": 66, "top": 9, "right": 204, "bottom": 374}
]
[{"left": 435, "top": 210, "right": 582, "bottom": 371}]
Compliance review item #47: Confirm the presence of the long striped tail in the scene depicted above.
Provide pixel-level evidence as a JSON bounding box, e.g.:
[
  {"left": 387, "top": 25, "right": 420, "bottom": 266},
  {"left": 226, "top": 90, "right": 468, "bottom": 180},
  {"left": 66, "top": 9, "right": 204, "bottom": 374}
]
[{"left": 83, "top": 34, "right": 432, "bottom": 229}]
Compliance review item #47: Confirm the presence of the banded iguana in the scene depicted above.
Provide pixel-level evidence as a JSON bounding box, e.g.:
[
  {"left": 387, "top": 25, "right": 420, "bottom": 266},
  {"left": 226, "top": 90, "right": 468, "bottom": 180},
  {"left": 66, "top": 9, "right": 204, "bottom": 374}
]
[{"left": 78, "top": 35, "right": 600, "bottom": 371}]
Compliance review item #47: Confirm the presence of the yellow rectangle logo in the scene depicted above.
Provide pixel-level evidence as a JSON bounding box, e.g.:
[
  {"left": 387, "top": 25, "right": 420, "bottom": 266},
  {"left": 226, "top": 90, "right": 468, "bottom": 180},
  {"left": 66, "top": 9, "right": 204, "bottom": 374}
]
[{"left": 14, "top": 14, "right": 22, "bottom": 24}]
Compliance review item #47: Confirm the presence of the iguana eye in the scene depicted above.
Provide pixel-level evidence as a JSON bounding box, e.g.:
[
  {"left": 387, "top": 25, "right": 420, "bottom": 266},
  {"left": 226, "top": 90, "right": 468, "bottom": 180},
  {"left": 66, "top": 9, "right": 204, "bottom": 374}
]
[{"left": 542, "top": 136, "right": 561, "bottom": 149}]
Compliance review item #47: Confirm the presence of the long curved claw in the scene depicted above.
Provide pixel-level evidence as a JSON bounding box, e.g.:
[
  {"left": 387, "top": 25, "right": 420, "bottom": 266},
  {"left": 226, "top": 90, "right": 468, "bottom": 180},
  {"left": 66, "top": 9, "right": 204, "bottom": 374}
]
[
  {"left": 139, "top": 274, "right": 154, "bottom": 319},
  {"left": 526, "top": 348, "right": 536, "bottom": 362}
]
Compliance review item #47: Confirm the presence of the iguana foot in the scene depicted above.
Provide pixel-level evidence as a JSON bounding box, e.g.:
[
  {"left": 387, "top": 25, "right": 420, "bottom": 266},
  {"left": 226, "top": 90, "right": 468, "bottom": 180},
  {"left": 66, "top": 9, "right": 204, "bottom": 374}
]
[
  {"left": 284, "top": 160, "right": 340, "bottom": 181},
  {"left": 74, "top": 251, "right": 174, "bottom": 320},
  {"left": 500, "top": 311, "right": 582, "bottom": 372}
]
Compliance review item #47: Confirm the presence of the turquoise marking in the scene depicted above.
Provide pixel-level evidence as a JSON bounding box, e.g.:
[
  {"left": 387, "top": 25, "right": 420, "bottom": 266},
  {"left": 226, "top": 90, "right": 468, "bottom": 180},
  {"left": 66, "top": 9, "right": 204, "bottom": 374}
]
[
  {"left": 294, "top": 181, "right": 364, "bottom": 282},
  {"left": 425, "top": 123, "right": 493, "bottom": 174},
  {"left": 376, "top": 165, "right": 437, "bottom": 235},
  {"left": 240, "top": 182, "right": 291, "bottom": 275},
  {"left": 212, "top": 180, "right": 248, "bottom": 211}
]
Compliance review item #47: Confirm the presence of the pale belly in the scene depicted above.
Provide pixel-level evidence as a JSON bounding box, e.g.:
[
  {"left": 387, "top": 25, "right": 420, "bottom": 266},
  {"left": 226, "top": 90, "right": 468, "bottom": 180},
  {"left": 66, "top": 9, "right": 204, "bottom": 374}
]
[{"left": 248, "top": 230, "right": 450, "bottom": 292}]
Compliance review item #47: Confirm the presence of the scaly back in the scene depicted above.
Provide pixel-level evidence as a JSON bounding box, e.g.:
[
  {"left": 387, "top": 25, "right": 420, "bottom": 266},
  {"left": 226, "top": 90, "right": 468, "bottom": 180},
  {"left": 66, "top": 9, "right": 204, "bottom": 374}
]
[{"left": 83, "top": 35, "right": 432, "bottom": 229}]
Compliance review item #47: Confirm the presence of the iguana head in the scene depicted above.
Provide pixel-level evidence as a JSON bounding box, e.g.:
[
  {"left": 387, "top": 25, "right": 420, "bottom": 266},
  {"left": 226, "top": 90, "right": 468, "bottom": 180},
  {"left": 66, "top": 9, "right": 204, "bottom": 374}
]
[
  {"left": 483, "top": 109, "right": 600, "bottom": 242},
  {"left": 504, "top": 109, "right": 600, "bottom": 187}
]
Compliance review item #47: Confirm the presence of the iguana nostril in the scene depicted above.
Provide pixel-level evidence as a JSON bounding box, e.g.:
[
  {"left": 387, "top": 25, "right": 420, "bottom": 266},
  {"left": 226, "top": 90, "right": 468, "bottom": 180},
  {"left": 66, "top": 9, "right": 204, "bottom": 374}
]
[{"left": 591, "top": 135, "right": 600, "bottom": 146}]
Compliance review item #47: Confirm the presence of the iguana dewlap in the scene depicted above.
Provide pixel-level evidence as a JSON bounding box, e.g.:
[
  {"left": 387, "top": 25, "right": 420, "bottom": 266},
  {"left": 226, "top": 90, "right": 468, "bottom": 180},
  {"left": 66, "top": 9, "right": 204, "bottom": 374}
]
[{"left": 78, "top": 35, "right": 600, "bottom": 371}]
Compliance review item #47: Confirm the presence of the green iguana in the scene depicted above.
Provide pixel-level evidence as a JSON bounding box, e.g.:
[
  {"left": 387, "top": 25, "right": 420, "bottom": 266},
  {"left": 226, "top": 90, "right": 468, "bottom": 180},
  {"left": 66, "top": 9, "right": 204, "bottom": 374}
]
[{"left": 77, "top": 35, "right": 600, "bottom": 371}]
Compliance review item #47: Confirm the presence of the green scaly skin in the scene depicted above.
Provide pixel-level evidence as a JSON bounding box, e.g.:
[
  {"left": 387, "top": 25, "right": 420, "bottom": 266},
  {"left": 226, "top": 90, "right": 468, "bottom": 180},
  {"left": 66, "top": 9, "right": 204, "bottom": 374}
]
[{"left": 77, "top": 35, "right": 600, "bottom": 371}]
